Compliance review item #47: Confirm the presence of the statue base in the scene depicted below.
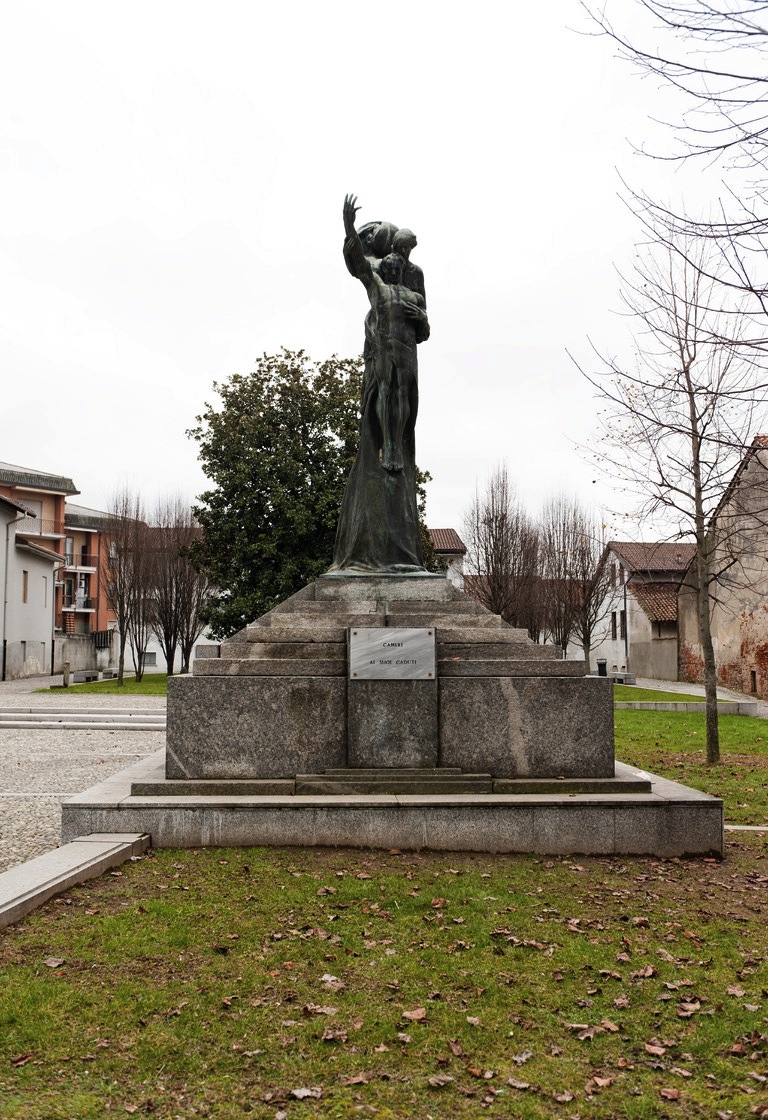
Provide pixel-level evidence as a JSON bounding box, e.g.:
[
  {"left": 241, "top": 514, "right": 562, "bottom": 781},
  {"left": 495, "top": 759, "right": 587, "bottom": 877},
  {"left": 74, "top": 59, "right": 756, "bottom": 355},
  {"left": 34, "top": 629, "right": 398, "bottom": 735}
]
[{"left": 60, "top": 576, "right": 724, "bottom": 857}]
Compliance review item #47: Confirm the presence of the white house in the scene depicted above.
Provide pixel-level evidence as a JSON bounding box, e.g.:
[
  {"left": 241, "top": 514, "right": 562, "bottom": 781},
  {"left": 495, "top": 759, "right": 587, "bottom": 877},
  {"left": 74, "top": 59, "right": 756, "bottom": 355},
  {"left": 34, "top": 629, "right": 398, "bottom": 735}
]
[
  {"left": 1, "top": 495, "right": 61, "bottom": 680},
  {"left": 588, "top": 541, "right": 696, "bottom": 678}
]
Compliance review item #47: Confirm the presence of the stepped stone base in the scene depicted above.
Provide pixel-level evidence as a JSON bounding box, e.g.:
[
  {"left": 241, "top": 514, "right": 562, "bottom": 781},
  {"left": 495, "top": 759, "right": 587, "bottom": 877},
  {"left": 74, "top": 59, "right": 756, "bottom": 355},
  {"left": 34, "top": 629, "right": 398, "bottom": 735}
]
[
  {"left": 167, "top": 576, "right": 613, "bottom": 780},
  {"left": 61, "top": 751, "right": 724, "bottom": 858},
  {"left": 138, "top": 573, "right": 725, "bottom": 857}
]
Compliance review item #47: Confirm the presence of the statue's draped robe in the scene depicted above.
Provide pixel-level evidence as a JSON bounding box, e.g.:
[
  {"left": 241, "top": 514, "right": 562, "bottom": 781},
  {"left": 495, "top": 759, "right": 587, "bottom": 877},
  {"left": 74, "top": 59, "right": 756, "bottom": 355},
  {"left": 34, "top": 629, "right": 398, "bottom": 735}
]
[{"left": 329, "top": 223, "right": 429, "bottom": 574}]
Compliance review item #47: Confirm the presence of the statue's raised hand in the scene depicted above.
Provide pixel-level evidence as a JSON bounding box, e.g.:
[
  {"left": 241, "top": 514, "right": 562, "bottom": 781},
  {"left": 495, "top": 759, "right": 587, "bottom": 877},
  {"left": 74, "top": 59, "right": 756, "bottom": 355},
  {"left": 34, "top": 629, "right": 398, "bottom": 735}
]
[{"left": 343, "top": 193, "right": 360, "bottom": 234}]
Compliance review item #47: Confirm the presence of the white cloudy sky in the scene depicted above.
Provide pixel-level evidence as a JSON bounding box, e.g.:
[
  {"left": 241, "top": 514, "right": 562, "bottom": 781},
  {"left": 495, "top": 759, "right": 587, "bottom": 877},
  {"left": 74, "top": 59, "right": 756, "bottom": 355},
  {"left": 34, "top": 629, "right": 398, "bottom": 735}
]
[{"left": 1, "top": 0, "right": 715, "bottom": 533}]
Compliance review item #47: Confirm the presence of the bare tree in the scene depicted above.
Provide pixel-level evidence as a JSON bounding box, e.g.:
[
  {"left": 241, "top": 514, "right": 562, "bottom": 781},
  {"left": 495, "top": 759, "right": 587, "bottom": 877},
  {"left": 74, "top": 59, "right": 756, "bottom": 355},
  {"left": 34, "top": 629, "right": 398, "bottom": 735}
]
[
  {"left": 103, "top": 489, "right": 154, "bottom": 685},
  {"left": 539, "top": 495, "right": 612, "bottom": 665},
  {"left": 575, "top": 235, "right": 767, "bottom": 763},
  {"left": 582, "top": 0, "right": 768, "bottom": 344},
  {"left": 151, "top": 496, "right": 212, "bottom": 675},
  {"left": 463, "top": 465, "right": 540, "bottom": 632}
]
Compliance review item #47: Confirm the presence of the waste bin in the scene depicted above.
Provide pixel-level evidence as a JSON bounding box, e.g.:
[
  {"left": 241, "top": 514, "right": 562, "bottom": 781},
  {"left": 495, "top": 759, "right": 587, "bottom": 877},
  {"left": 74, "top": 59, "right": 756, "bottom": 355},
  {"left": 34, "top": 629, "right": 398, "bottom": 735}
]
[{"left": 596, "top": 659, "right": 607, "bottom": 677}]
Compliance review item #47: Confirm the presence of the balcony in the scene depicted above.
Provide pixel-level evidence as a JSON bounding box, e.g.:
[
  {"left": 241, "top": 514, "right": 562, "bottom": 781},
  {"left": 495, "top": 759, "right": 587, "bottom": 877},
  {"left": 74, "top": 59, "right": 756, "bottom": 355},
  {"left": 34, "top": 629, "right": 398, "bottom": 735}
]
[
  {"left": 63, "top": 554, "right": 99, "bottom": 571},
  {"left": 15, "top": 516, "right": 65, "bottom": 538},
  {"left": 62, "top": 597, "right": 95, "bottom": 612}
]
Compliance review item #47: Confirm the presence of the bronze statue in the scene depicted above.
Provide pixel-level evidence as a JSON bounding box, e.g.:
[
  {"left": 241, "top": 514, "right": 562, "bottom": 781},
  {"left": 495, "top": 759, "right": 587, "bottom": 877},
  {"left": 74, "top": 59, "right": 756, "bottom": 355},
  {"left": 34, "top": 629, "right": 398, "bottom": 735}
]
[{"left": 328, "top": 195, "right": 431, "bottom": 574}]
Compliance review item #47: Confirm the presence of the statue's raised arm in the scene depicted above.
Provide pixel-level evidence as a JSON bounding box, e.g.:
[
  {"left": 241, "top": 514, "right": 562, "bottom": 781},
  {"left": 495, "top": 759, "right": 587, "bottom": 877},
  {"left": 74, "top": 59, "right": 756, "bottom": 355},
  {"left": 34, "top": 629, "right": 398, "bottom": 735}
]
[{"left": 342, "top": 193, "right": 372, "bottom": 285}]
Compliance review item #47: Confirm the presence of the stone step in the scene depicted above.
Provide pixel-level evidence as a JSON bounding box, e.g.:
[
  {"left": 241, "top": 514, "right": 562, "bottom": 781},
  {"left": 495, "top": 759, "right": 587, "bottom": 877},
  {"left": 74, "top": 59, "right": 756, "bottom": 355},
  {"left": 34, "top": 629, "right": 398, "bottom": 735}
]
[
  {"left": 132, "top": 779, "right": 296, "bottom": 796},
  {"left": 295, "top": 766, "right": 493, "bottom": 795},
  {"left": 389, "top": 599, "right": 493, "bottom": 615},
  {"left": 0, "top": 720, "right": 165, "bottom": 730},
  {"left": 192, "top": 657, "right": 345, "bottom": 677},
  {"left": 245, "top": 624, "right": 348, "bottom": 643},
  {"left": 388, "top": 613, "right": 502, "bottom": 628},
  {"left": 279, "top": 600, "right": 380, "bottom": 614},
  {"left": 438, "top": 642, "right": 558, "bottom": 661},
  {"left": 0, "top": 707, "right": 164, "bottom": 717},
  {"left": 237, "top": 641, "right": 346, "bottom": 659},
  {"left": 438, "top": 659, "right": 587, "bottom": 677},
  {"left": 0, "top": 709, "right": 165, "bottom": 731},
  {"left": 319, "top": 767, "right": 464, "bottom": 777},
  {"left": 296, "top": 777, "right": 495, "bottom": 795},
  {"left": 494, "top": 775, "right": 653, "bottom": 794},
  {"left": 253, "top": 612, "right": 386, "bottom": 629},
  {"left": 315, "top": 575, "right": 454, "bottom": 602},
  {"left": 131, "top": 772, "right": 654, "bottom": 798},
  {"left": 437, "top": 627, "right": 544, "bottom": 644}
]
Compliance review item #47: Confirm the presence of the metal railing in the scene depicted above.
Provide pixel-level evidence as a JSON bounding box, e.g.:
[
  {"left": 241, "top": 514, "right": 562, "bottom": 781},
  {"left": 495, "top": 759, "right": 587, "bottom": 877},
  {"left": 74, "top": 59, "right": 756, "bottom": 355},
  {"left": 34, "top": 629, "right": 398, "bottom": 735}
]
[
  {"left": 62, "top": 597, "right": 95, "bottom": 610},
  {"left": 63, "top": 554, "right": 99, "bottom": 568},
  {"left": 15, "top": 516, "right": 65, "bottom": 537}
]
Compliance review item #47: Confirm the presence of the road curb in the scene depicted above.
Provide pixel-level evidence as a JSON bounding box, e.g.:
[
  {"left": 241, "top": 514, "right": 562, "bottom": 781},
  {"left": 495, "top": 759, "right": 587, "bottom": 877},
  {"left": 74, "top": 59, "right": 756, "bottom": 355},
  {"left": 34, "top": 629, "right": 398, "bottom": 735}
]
[{"left": 0, "top": 833, "right": 150, "bottom": 930}]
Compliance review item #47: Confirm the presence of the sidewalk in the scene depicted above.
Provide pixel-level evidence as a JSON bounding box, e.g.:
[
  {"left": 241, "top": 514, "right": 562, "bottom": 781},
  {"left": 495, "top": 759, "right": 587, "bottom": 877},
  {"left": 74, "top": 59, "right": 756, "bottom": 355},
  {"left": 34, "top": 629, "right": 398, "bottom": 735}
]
[
  {"left": 0, "top": 674, "right": 165, "bottom": 874},
  {"left": 631, "top": 676, "right": 768, "bottom": 718}
]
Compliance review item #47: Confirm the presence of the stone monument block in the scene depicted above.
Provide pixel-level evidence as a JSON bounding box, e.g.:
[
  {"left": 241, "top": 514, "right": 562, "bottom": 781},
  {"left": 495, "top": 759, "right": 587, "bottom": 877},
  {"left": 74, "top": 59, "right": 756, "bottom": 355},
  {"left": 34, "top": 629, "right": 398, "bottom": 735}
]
[
  {"left": 439, "top": 675, "right": 614, "bottom": 777},
  {"left": 167, "top": 675, "right": 346, "bottom": 779},
  {"left": 347, "top": 679, "right": 438, "bottom": 768}
]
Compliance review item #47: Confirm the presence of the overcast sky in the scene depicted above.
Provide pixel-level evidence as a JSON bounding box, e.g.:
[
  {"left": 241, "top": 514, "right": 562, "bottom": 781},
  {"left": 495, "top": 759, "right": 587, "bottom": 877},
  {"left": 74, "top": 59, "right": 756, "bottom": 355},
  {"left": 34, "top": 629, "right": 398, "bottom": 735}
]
[{"left": 1, "top": 0, "right": 715, "bottom": 536}]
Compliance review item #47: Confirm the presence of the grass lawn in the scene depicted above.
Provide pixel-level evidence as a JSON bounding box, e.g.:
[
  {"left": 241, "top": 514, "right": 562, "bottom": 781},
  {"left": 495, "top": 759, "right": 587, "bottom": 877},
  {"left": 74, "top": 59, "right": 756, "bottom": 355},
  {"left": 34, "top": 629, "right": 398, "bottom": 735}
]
[
  {"left": 616, "top": 709, "right": 768, "bottom": 825},
  {"left": 41, "top": 674, "right": 169, "bottom": 697},
  {"left": 1, "top": 838, "right": 767, "bottom": 1120}
]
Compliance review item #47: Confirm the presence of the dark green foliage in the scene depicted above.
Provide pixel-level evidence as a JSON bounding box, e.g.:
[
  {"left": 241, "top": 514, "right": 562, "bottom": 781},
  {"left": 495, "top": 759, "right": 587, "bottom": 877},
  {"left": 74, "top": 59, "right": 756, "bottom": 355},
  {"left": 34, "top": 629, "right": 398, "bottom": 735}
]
[{"left": 189, "top": 350, "right": 364, "bottom": 637}]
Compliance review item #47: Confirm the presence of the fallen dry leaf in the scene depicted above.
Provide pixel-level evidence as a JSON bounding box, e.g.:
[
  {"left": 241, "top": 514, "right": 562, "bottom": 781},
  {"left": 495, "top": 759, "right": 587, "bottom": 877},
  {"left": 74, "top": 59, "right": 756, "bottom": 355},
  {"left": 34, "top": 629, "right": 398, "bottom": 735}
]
[
  {"left": 646, "top": 1043, "right": 667, "bottom": 1057},
  {"left": 43, "top": 958, "right": 65, "bottom": 969},
  {"left": 507, "top": 1077, "right": 531, "bottom": 1090},
  {"left": 320, "top": 973, "right": 345, "bottom": 991},
  {"left": 402, "top": 1007, "right": 427, "bottom": 1022},
  {"left": 660, "top": 1087, "right": 681, "bottom": 1100},
  {"left": 291, "top": 1087, "right": 322, "bottom": 1100},
  {"left": 321, "top": 1026, "right": 347, "bottom": 1043},
  {"left": 428, "top": 1074, "right": 454, "bottom": 1088}
]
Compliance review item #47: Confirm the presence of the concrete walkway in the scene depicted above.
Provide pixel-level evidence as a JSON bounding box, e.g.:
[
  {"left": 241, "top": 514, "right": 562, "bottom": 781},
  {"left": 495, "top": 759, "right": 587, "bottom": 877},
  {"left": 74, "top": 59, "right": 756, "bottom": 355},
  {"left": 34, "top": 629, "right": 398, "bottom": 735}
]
[
  {"left": 0, "top": 675, "right": 165, "bottom": 873},
  {"left": 631, "top": 676, "right": 768, "bottom": 718}
]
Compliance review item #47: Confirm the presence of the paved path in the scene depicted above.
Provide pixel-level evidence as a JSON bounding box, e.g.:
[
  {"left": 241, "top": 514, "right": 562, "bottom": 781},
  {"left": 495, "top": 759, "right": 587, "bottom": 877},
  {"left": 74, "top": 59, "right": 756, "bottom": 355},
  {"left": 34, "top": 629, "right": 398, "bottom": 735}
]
[
  {"left": 632, "top": 676, "right": 768, "bottom": 718},
  {"left": 0, "top": 675, "right": 164, "bottom": 873}
]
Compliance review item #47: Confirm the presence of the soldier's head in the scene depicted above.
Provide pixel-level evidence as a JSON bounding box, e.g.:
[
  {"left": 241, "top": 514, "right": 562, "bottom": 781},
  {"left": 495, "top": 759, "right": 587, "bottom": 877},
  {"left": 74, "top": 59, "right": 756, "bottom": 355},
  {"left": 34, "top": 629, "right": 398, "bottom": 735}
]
[
  {"left": 392, "top": 228, "right": 417, "bottom": 259},
  {"left": 380, "top": 252, "right": 404, "bottom": 284}
]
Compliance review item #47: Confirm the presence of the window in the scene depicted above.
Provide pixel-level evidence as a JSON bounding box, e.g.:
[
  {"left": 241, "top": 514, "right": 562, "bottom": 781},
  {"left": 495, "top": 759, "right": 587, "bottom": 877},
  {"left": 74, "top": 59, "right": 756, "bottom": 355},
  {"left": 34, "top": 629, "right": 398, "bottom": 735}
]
[
  {"left": 610, "top": 563, "right": 616, "bottom": 587},
  {"left": 43, "top": 575, "right": 48, "bottom": 608},
  {"left": 620, "top": 610, "right": 626, "bottom": 640},
  {"left": 22, "top": 570, "right": 29, "bottom": 604},
  {"left": 611, "top": 612, "right": 617, "bottom": 641}
]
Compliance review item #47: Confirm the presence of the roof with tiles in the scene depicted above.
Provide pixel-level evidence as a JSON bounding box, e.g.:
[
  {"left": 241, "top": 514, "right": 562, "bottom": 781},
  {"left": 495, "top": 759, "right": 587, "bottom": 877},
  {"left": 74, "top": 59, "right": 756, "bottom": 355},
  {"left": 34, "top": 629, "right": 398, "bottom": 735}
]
[
  {"left": 0, "top": 461, "right": 78, "bottom": 495},
  {"left": 65, "top": 503, "right": 111, "bottom": 530},
  {"left": 630, "top": 581, "right": 679, "bottom": 623},
  {"left": 428, "top": 528, "right": 466, "bottom": 554},
  {"left": 609, "top": 541, "right": 696, "bottom": 574}
]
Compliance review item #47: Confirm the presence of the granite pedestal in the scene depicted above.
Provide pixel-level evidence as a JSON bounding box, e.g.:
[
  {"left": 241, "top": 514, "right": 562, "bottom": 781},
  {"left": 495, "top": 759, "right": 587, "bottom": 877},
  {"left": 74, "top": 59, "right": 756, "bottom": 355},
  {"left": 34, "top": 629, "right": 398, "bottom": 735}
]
[{"left": 62, "top": 575, "right": 723, "bottom": 857}]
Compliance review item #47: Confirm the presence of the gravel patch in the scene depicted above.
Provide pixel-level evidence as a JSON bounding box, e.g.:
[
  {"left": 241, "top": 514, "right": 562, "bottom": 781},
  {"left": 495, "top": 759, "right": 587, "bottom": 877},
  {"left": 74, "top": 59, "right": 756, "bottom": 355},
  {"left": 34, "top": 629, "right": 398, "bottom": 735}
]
[{"left": 0, "top": 725, "right": 164, "bottom": 874}]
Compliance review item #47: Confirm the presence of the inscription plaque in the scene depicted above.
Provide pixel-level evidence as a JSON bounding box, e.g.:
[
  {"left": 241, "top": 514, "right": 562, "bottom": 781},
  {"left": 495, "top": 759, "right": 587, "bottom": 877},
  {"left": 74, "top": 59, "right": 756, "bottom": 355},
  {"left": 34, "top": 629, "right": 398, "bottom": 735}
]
[{"left": 349, "top": 627, "right": 435, "bottom": 680}]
